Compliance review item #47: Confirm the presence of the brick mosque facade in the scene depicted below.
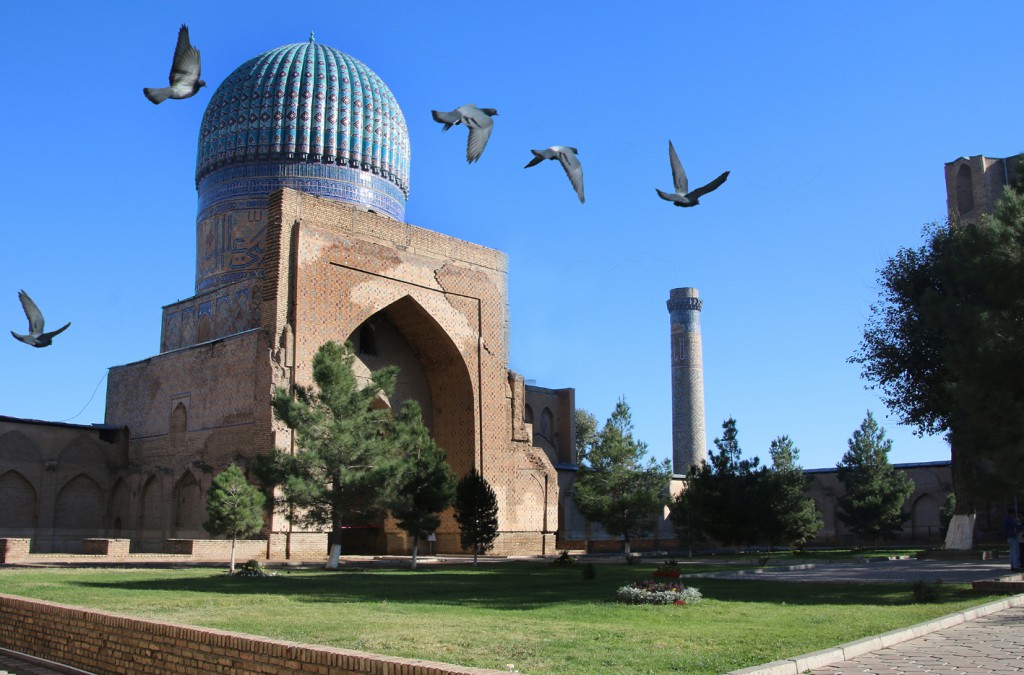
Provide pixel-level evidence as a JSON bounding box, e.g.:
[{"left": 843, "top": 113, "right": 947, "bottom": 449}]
[{"left": 0, "top": 33, "right": 1014, "bottom": 559}]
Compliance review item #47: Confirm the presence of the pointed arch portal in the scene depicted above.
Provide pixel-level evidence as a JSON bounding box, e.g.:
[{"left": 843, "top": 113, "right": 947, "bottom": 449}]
[{"left": 347, "top": 294, "right": 476, "bottom": 477}]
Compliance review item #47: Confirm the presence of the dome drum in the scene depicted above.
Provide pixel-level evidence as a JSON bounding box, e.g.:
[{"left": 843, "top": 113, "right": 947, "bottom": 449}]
[{"left": 193, "top": 39, "right": 410, "bottom": 295}]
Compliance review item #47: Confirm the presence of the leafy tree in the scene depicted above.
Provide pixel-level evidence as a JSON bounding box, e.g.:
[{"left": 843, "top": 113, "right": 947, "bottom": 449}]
[
  {"left": 835, "top": 412, "right": 914, "bottom": 543},
  {"left": 763, "top": 436, "right": 823, "bottom": 549},
  {"left": 681, "top": 418, "right": 765, "bottom": 550},
  {"left": 383, "top": 400, "right": 457, "bottom": 570},
  {"left": 575, "top": 408, "right": 598, "bottom": 459},
  {"left": 453, "top": 469, "right": 500, "bottom": 566},
  {"left": 572, "top": 399, "right": 670, "bottom": 558},
  {"left": 850, "top": 188, "right": 1024, "bottom": 546},
  {"left": 255, "top": 341, "right": 397, "bottom": 569},
  {"left": 203, "top": 464, "right": 266, "bottom": 574}
]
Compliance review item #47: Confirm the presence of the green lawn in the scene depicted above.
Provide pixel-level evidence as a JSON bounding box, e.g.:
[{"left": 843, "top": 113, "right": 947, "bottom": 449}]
[{"left": 0, "top": 562, "right": 1005, "bottom": 674}]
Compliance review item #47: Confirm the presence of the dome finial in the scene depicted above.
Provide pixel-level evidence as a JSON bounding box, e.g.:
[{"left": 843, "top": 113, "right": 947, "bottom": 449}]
[{"left": 309, "top": 31, "right": 315, "bottom": 43}]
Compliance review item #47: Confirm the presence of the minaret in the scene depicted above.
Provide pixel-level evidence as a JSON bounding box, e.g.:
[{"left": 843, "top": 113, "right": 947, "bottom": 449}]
[{"left": 667, "top": 288, "right": 707, "bottom": 475}]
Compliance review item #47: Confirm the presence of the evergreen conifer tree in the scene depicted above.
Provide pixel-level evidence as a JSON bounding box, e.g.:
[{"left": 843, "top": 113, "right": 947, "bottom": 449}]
[
  {"left": 835, "top": 411, "right": 914, "bottom": 543},
  {"left": 453, "top": 469, "right": 500, "bottom": 565},
  {"left": 255, "top": 341, "right": 397, "bottom": 569},
  {"left": 204, "top": 464, "right": 266, "bottom": 574},
  {"left": 383, "top": 400, "right": 457, "bottom": 569},
  {"left": 764, "top": 435, "right": 823, "bottom": 549},
  {"left": 572, "top": 398, "right": 670, "bottom": 558}
]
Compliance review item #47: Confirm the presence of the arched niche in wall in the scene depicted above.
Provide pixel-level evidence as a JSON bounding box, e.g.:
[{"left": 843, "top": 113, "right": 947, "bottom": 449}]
[
  {"left": 0, "top": 469, "right": 38, "bottom": 533},
  {"left": 173, "top": 471, "right": 205, "bottom": 535},
  {"left": 108, "top": 478, "right": 130, "bottom": 537},
  {"left": 346, "top": 295, "right": 475, "bottom": 476},
  {"left": 138, "top": 475, "right": 164, "bottom": 552},
  {"left": 54, "top": 474, "right": 105, "bottom": 532}
]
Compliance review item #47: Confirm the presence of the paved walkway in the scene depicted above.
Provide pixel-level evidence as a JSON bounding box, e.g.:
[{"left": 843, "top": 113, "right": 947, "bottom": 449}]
[
  {"left": 806, "top": 604, "right": 1024, "bottom": 674},
  {"left": 0, "top": 649, "right": 90, "bottom": 675},
  {"left": 725, "top": 559, "right": 1024, "bottom": 675}
]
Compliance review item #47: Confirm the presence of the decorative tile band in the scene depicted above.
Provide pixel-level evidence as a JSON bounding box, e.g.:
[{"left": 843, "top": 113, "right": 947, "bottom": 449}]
[{"left": 197, "top": 161, "right": 405, "bottom": 223}]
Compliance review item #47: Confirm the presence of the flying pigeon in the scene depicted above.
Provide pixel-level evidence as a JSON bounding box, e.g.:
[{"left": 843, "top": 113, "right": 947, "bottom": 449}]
[
  {"left": 656, "top": 141, "right": 729, "bottom": 207},
  {"left": 11, "top": 290, "right": 71, "bottom": 348},
  {"left": 524, "top": 146, "right": 585, "bottom": 203},
  {"left": 431, "top": 105, "right": 498, "bottom": 163},
  {"left": 143, "top": 24, "right": 206, "bottom": 104}
]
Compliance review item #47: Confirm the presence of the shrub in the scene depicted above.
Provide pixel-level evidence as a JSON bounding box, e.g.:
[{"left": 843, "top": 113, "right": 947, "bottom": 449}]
[
  {"left": 616, "top": 579, "right": 703, "bottom": 605},
  {"left": 912, "top": 579, "right": 942, "bottom": 603},
  {"left": 551, "top": 550, "right": 576, "bottom": 567},
  {"left": 652, "top": 561, "right": 682, "bottom": 578},
  {"left": 233, "top": 559, "right": 274, "bottom": 577}
]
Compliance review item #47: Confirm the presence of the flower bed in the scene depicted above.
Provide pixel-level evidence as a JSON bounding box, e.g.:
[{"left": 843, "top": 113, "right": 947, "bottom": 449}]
[{"left": 616, "top": 579, "right": 703, "bottom": 605}]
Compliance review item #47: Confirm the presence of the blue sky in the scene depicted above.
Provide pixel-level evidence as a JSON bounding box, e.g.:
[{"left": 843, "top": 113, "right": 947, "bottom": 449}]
[{"left": 3, "top": 1, "right": 1021, "bottom": 471}]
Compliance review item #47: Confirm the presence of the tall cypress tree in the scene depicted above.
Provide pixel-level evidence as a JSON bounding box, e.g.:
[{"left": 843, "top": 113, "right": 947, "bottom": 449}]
[{"left": 453, "top": 469, "right": 500, "bottom": 566}]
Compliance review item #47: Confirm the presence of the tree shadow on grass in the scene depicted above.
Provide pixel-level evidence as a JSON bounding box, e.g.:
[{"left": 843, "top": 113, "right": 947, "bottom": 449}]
[{"left": 66, "top": 563, "right": 987, "bottom": 611}]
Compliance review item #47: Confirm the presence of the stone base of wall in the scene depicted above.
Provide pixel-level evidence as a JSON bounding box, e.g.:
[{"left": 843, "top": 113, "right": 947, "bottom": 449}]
[
  {"left": 0, "top": 594, "right": 504, "bottom": 674},
  {"left": 81, "top": 539, "right": 131, "bottom": 556},
  {"left": 0, "top": 538, "right": 30, "bottom": 563},
  {"left": 163, "top": 539, "right": 268, "bottom": 560}
]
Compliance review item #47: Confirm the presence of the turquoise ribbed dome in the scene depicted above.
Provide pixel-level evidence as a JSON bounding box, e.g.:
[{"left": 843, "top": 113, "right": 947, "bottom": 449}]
[{"left": 195, "top": 38, "right": 410, "bottom": 223}]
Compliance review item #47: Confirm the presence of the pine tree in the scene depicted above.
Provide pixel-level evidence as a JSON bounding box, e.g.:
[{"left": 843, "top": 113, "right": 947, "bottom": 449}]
[
  {"left": 835, "top": 411, "right": 914, "bottom": 543},
  {"left": 384, "top": 400, "right": 457, "bottom": 570},
  {"left": 203, "top": 464, "right": 266, "bottom": 574},
  {"left": 572, "top": 398, "right": 670, "bottom": 559},
  {"left": 453, "top": 469, "right": 500, "bottom": 565},
  {"left": 668, "top": 482, "right": 707, "bottom": 558},
  {"left": 255, "top": 341, "right": 398, "bottom": 569},
  {"left": 681, "top": 418, "right": 765, "bottom": 550},
  {"left": 764, "top": 436, "right": 823, "bottom": 549}
]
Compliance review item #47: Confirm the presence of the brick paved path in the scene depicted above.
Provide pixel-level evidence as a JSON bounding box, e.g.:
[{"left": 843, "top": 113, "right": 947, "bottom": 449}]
[
  {"left": 807, "top": 604, "right": 1024, "bottom": 674},
  {"left": 0, "top": 650, "right": 90, "bottom": 675}
]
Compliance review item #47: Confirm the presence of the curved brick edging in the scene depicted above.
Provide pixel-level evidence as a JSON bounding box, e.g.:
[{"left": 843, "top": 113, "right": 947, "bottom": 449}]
[
  {"left": 0, "top": 593, "right": 506, "bottom": 675},
  {"left": 727, "top": 593, "right": 1024, "bottom": 675}
]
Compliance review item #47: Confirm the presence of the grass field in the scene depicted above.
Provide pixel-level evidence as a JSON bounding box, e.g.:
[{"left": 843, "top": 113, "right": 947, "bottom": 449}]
[{"left": 0, "top": 562, "right": 1004, "bottom": 674}]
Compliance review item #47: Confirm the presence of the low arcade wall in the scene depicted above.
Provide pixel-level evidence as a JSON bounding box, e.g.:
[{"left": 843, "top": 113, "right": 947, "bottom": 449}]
[{"left": 0, "top": 594, "right": 504, "bottom": 675}]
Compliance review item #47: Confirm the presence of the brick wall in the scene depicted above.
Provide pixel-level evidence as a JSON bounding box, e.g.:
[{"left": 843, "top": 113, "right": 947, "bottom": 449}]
[
  {"left": 163, "top": 539, "right": 268, "bottom": 560},
  {"left": 267, "top": 532, "right": 328, "bottom": 561},
  {"left": 0, "top": 594, "right": 504, "bottom": 674},
  {"left": 81, "top": 539, "right": 130, "bottom": 556},
  {"left": 0, "top": 538, "right": 30, "bottom": 563}
]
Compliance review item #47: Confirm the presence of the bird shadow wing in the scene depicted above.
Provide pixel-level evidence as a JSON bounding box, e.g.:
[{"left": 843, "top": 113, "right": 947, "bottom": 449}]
[
  {"left": 18, "top": 290, "right": 45, "bottom": 334},
  {"left": 170, "top": 24, "right": 201, "bottom": 85},
  {"left": 669, "top": 141, "right": 688, "bottom": 195},
  {"left": 465, "top": 116, "right": 493, "bottom": 163},
  {"left": 687, "top": 171, "right": 730, "bottom": 199},
  {"left": 42, "top": 322, "right": 72, "bottom": 341},
  {"left": 558, "top": 151, "right": 585, "bottom": 203}
]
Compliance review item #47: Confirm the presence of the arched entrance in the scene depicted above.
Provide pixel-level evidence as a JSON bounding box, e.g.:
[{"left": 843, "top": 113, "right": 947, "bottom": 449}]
[{"left": 346, "top": 295, "right": 476, "bottom": 553}]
